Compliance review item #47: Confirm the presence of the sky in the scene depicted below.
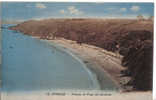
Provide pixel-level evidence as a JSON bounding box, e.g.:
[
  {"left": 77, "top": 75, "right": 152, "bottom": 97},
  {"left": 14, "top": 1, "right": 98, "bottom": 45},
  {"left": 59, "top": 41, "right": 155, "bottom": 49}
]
[{"left": 1, "top": 2, "right": 154, "bottom": 21}]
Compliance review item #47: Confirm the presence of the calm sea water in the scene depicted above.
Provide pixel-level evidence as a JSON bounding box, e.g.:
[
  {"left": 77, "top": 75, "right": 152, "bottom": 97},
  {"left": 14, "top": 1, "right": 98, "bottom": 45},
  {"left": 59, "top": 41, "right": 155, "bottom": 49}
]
[{"left": 1, "top": 24, "right": 101, "bottom": 92}]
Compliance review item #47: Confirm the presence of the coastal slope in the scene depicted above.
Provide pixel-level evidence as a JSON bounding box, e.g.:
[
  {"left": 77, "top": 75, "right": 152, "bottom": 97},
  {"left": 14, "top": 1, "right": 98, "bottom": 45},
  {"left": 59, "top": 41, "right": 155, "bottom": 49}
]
[{"left": 10, "top": 18, "right": 153, "bottom": 91}]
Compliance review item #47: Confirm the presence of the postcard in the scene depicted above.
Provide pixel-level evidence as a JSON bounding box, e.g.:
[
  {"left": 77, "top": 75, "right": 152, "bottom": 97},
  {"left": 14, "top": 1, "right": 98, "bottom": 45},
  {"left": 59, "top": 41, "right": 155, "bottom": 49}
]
[{"left": 0, "top": 2, "right": 154, "bottom": 100}]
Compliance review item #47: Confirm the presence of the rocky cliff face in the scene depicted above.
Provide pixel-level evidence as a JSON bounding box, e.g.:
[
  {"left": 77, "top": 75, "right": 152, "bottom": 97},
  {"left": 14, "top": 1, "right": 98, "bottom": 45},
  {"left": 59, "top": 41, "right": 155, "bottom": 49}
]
[{"left": 10, "top": 18, "right": 153, "bottom": 91}]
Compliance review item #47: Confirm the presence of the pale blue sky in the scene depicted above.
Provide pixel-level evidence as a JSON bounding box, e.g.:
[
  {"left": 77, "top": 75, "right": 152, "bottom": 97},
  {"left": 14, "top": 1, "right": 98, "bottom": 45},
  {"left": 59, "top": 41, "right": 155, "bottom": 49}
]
[{"left": 1, "top": 2, "right": 154, "bottom": 21}]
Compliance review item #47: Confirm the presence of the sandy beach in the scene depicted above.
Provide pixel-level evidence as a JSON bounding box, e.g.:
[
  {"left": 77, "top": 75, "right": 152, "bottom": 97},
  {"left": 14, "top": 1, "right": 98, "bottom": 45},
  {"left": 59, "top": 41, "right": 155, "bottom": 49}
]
[{"left": 48, "top": 38, "right": 126, "bottom": 91}]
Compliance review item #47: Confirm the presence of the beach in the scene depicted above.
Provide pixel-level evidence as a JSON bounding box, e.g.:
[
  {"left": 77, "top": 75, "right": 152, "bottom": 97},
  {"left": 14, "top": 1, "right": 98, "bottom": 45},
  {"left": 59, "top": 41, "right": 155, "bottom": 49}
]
[{"left": 47, "top": 38, "right": 126, "bottom": 91}]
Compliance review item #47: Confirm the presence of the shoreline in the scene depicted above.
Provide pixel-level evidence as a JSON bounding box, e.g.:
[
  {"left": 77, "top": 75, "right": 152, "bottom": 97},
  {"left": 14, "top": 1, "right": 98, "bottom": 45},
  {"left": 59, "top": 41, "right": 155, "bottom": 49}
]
[
  {"left": 40, "top": 39, "right": 101, "bottom": 90},
  {"left": 46, "top": 38, "right": 126, "bottom": 91}
]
